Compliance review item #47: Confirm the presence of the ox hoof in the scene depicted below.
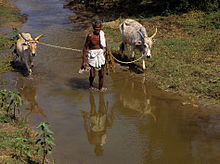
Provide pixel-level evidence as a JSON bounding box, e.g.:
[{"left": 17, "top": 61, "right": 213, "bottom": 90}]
[{"left": 28, "top": 69, "right": 32, "bottom": 75}]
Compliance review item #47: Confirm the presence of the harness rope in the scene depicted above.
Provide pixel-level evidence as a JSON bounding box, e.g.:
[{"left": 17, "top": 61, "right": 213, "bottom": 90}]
[
  {"left": 111, "top": 54, "right": 143, "bottom": 64},
  {"left": 38, "top": 41, "right": 143, "bottom": 64},
  {"left": 38, "top": 42, "right": 82, "bottom": 52}
]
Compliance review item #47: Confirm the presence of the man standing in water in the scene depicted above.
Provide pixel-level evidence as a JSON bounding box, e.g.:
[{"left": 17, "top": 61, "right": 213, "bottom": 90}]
[{"left": 81, "top": 20, "right": 107, "bottom": 91}]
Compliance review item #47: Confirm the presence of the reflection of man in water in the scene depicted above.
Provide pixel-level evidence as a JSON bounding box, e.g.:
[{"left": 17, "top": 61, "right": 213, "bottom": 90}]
[{"left": 81, "top": 92, "right": 114, "bottom": 156}]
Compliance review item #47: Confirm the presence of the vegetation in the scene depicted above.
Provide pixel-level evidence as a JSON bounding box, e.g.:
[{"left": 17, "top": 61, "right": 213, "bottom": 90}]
[
  {"left": 0, "top": 89, "right": 55, "bottom": 163},
  {"left": 36, "top": 122, "right": 55, "bottom": 164},
  {"left": 0, "top": 0, "right": 25, "bottom": 74},
  {"left": 0, "top": 30, "right": 19, "bottom": 74},
  {"left": 0, "top": 89, "right": 40, "bottom": 163},
  {"left": 102, "top": 10, "right": 220, "bottom": 100},
  {"left": 0, "top": 89, "right": 22, "bottom": 120},
  {"left": 66, "top": 0, "right": 219, "bottom": 18},
  {"left": 0, "top": 0, "right": 26, "bottom": 28}
]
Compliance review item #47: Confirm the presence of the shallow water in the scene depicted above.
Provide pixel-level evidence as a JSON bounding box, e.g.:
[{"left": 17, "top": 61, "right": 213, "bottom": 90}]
[{"left": 1, "top": 0, "right": 220, "bottom": 163}]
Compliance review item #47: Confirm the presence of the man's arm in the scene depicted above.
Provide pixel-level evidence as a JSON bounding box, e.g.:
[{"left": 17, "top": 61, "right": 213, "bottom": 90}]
[{"left": 82, "top": 34, "right": 91, "bottom": 68}]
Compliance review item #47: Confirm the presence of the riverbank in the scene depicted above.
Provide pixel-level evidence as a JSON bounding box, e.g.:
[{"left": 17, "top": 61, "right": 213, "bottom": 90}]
[
  {"left": 0, "top": 109, "right": 41, "bottom": 163},
  {"left": 103, "top": 12, "right": 220, "bottom": 107},
  {"left": 0, "top": 1, "right": 42, "bottom": 163},
  {"left": 65, "top": 2, "right": 220, "bottom": 109},
  {"left": 0, "top": 0, "right": 26, "bottom": 74}
]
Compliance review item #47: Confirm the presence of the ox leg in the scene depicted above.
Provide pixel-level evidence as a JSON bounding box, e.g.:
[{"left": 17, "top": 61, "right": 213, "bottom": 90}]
[
  {"left": 124, "top": 43, "right": 130, "bottom": 59},
  {"left": 25, "top": 60, "right": 32, "bottom": 75},
  {"left": 120, "top": 42, "right": 125, "bottom": 58},
  {"left": 131, "top": 46, "right": 135, "bottom": 59},
  {"left": 142, "top": 59, "right": 146, "bottom": 70},
  {"left": 29, "top": 56, "right": 34, "bottom": 68}
]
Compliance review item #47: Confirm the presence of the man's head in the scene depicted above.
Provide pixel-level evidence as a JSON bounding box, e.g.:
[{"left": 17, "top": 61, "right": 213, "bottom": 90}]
[{"left": 92, "top": 20, "right": 102, "bottom": 34}]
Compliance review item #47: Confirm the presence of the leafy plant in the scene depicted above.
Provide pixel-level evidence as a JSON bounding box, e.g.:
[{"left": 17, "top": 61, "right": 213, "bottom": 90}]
[
  {"left": 0, "top": 89, "right": 22, "bottom": 119},
  {"left": 36, "top": 122, "right": 55, "bottom": 164},
  {"left": 13, "top": 137, "right": 32, "bottom": 160}
]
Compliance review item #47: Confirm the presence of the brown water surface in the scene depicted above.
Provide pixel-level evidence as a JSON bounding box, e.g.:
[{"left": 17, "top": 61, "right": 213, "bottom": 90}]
[{"left": 0, "top": 0, "right": 220, "bottom": 163}]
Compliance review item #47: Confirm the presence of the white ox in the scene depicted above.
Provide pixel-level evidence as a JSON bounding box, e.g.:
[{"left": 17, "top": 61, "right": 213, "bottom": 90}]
[
  {"left": 15, "top": 33, "right": 43, "bottom": 75},
  {"left": 119, "top": 19, "right": 157, "bottom": 70}
]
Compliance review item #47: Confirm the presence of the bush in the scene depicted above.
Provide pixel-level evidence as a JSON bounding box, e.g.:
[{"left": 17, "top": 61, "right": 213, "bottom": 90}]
[{"left": 162, "top": 0, "right": 219, "bottom": 15}]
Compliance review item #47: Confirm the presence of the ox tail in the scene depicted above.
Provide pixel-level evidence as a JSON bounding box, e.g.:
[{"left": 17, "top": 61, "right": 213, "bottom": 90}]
[
  {"left": 120, "top": 23, "right": 124, "bottom": 30},
  {"left": 119, "top": 23, "right": 124, "bottom": 34},
  {"left": 120, "top": 42, "right": 124, "bottom": 53}
]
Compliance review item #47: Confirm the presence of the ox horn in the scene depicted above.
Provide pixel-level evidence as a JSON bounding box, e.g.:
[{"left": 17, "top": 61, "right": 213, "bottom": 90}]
[
  {"left": 19, "top": 33, "right": 29, "bottom": 41},
  {"left": 34, "top": 34, "right": 44, "bottom": 41},
  {"left": 150, "top": 28, "right": 157, "bottom": 39}
]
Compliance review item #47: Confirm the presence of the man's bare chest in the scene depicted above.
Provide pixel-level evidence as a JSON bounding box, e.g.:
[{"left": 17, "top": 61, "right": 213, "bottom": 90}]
[{"left": 90, "top": 35, "right": 100, "bottom": 45}]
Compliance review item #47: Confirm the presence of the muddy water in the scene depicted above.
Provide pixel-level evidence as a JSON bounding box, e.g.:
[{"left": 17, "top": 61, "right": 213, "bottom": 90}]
[{"left": 1, "top": 0, "right": 220, "bottom": 163}]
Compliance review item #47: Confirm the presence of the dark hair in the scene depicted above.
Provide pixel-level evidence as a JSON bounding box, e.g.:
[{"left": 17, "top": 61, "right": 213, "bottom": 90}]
[{"left": 92, "top": 20, "right": 102, "bottom": 29}]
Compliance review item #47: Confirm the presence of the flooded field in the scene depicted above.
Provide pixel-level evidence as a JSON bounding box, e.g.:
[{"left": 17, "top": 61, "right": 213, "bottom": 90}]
[{"left": 0, "top": 0, "right": 220, "bottom": 163}]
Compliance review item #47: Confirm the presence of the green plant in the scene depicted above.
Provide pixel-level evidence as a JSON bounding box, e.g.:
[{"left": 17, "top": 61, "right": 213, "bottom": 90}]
[
  {"left": 36, "top": 122, "right": 55, "bottom": 164},
  {"left": 0, "top": 89, "right": 22, "bottom": 119},
  {"left": 13, "top": 137, "right": 32, "bottom": 160}
]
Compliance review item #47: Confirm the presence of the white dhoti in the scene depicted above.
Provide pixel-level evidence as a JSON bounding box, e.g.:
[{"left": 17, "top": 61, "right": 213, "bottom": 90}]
[{"left": 87, "top": 49, "right": 105, "bottom": 70}]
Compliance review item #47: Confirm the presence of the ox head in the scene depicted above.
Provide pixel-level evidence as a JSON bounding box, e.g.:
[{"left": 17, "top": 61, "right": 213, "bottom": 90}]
[
  {"left": 136, "top": 28, "right": 157, "bottom": 58},
  {"left": 19, "top": 33, "right": 43, "bottom": 57}
]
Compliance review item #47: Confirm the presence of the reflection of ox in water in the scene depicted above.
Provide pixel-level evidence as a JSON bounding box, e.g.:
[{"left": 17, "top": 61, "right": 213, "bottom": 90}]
[
  {"left": 16, "top": 77, "right": 46, "bottom": 121},
  {"left": 117, "top": 76, "right": 156, "bottom": 121},
  {"left": 80, "top": 92, "right": 114, "bottom": 156},
  {"left": 13, "top": 33, "right": 43, "bottom": 75},
  {"left": 120, "top": 19, "right": 157, "bottom": 70}
]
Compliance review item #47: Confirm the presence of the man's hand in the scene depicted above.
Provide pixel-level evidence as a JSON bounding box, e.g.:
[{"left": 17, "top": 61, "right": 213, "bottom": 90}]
[{"left": 82, "top": 62, "right": 87, "bottom": 69}]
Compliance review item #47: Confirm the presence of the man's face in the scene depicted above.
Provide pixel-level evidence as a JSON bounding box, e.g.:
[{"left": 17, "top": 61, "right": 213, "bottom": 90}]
[{"left": 94, "top": 24, "right": 101, "bottom": 34}]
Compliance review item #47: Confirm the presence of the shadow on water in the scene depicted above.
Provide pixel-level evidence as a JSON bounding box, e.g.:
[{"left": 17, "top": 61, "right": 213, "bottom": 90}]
[
  {"left": 68, "top": 77, "right": 89, "bottom": 90},
  {"left": 80, "top": 91, "right": 115, "bottom": 156},
  {"left": 10, "top": 60, "right": 28, "bottom": 77}
]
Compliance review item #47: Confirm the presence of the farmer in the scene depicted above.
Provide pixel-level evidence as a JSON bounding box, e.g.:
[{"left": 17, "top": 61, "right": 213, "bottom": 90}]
[{"left": 81, "top": 20, "right": 107, "bottom": 91}]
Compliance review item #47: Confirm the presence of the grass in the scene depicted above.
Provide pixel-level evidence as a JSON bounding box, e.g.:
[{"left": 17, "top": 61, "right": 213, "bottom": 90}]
[
  {"left": 0, "top": 89, "right": 42, "bottom": 163},
  {"left": 0, "top": 1, "right": 40, "bottom": 163},
  {"left": 103, "top": 10, "right": 220, "bottom": 100},
  {"left": 0, "top": 0, "right": 25, "bottom": 74},
  {"left": 0, "top": 33, "right": 14, "bottom": 49},
  {"left": 0, "top": 52, "right": 14, "bottom": 74},
  {"left": 0, "top": 109, "right": 41, "bottom": 163},
  {"left": 0, "top": 0, "right": 26, "bottom": 28}
]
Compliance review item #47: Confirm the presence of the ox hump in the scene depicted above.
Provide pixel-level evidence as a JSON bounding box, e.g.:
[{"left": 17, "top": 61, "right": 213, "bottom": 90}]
[
  {"left": 123, "top": 19, "right": 142, "bottom": 28},
  {"left": 21, "top": 33, "right": 33, "bottom": 40}
]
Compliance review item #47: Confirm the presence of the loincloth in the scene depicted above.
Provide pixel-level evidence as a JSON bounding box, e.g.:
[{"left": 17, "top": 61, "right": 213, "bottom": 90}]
[{"left": 87, "top": 49, "right": 105, "bottom": 70}]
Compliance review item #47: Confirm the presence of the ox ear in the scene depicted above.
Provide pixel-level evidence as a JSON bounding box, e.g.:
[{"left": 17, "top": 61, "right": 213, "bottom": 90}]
[
  {"left": 152, "top": 38, "right": 156, "bottom": 42},
  {"left": 135, "top": 41, "right": 142, "bottom": 46},
  {"left": 34, "top": 34, "right": 44, "bottom": 41}
]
